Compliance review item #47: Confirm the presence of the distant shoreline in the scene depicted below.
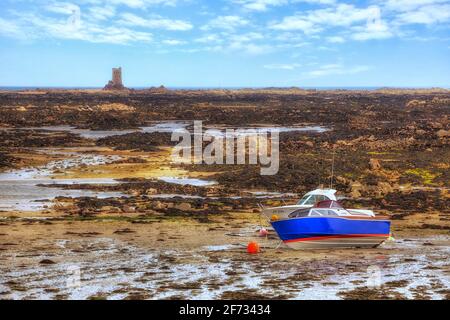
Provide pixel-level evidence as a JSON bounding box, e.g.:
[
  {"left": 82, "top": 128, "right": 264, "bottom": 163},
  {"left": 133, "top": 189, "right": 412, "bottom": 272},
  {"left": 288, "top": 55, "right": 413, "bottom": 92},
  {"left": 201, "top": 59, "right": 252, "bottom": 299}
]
[{"left": 0, "top": 86, "right": 449, "bottom": 92}]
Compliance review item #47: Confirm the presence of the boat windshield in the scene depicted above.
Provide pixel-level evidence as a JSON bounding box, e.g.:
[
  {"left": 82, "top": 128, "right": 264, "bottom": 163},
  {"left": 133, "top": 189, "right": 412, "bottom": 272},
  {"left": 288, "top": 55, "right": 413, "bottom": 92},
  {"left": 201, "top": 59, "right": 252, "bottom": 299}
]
[
  {"left": 289, "top": 208, "right": 310, "bottom": 218},
  {"left": 314, "top": 200, "right": 343, "bottom": 209},
  {"left": 297, "top": 194, "right": 329, "bottom": 206}
]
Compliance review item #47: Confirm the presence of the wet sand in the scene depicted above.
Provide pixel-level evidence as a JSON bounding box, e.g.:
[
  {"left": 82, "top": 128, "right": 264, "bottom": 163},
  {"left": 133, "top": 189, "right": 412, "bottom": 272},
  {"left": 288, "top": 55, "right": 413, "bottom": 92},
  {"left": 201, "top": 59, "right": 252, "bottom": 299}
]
[{"left": 0, "top": 215, "right": 449, "bottom": 300}]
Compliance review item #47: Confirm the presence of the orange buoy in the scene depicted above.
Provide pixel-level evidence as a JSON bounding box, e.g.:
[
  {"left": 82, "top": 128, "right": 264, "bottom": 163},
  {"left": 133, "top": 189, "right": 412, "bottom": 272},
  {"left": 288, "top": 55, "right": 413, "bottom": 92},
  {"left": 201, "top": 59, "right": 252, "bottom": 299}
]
[
  {"left": 259, "top": 228, "right": 269, "bottom": 237},
  {"left": 247, "top": 241, "right": 260, "bottom": 254}
]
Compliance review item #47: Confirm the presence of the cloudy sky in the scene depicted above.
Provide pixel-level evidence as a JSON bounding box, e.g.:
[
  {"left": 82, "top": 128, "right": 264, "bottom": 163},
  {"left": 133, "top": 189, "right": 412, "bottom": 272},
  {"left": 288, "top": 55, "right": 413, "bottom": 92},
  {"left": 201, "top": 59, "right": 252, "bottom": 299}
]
[{"left": 0, "top": 0, "right": 449, "bottom": 87}]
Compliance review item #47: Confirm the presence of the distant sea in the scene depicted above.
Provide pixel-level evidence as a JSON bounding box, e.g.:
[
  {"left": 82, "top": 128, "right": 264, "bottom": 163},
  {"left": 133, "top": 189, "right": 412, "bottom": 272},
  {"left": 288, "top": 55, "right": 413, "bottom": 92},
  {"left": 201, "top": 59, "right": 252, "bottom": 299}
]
[{"left": 0, "top": 86, "right": 447, "bottom": 91}]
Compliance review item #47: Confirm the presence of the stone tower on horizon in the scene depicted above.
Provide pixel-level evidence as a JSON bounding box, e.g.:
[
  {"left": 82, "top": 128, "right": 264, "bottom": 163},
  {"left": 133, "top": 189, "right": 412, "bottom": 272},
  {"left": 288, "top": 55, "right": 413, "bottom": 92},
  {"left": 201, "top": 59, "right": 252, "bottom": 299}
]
[
  {"left": 112, "top": 67, "right": 123, "bottom": 87},
  {"left": 104, "top": 67, "right": 126, "bottom": 90}
]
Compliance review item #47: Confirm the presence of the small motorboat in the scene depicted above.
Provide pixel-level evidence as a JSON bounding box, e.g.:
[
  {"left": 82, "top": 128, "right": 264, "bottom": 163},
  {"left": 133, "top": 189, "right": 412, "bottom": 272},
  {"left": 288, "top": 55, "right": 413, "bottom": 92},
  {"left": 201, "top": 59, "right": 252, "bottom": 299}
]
[
  {"left": 262, "top": 188, "right": 374, "bottom": 220},
  {"left": 270, "top": 200, "right": 391, "bottom": 249}
]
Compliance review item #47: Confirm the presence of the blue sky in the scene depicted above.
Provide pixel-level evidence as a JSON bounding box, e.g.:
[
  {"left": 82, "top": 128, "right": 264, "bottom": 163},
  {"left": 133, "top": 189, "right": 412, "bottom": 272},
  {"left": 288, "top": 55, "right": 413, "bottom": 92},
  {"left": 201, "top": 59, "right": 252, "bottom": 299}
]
[{"left": 0, "top": 0, "right": 449, "bottom": 87}]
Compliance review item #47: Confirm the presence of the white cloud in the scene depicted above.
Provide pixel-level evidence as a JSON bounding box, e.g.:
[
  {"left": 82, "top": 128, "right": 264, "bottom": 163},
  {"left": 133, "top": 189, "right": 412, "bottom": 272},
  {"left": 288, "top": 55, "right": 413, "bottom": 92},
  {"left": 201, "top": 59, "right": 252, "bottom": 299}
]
[
  {"left": 326, "top": 35, "right": 345, "bottom": 43},
  {"left": 231, "top": 0, "right": 336, "bottom": 11},
  {"left": 264, "top": 63, "right": 301, "bottom": 70},
  {"left": 352, "top": 14, "right": 394, "bottom": 40},
  {"left": 2, "top": 0, "right": 448, "bottom": 49},
  {"left": 352, "top": 28, "right": 393, "bottom": 40},
  {"left": 293, "top": 0, "right": 336, "bottom": 4},
  {"left": 0, "top": 18, "right": 25, "bottom": 39},
  {"left": 45, "top": 2, "right": 80, "bottom": 15},
  {"left": 274, "top": 32, "right": 306, "bottom": 42},
  {"left": 229, "top": 32, "right": 264, "bottom": 42},
  {"left": 92, "top": 27, "right": 153, "bottom": 44},
  {"left": 231, "top": 0, "right": 288, "bottom": 11},
  {"left": 383, "top": 0, "right": 450, "bottom": 11},
  {"left": 200, "top": 31, "right": 270, "bottom": 55},
  {"left": 381, "top": 1, "right": 450, "bottom": 26},
  {"left": 97, "top": 0, "right": 178, "bottom": 9},
  {"left": 0, "top": 1, "right": 192, "bottom": 44},
  {"left": 270, "top": 4, "right": 383, "bottom": 33},
  {"left": 201, "top": 15, "right": 250, "bottom": 31},
  {"left": 271, "top": 17, "right": 319, "bottom": 33},
  {"left": 162, "top": 39, "right": 186, "bottom": 45},
  {"left": 8, "top": 11, "right": 153, "bottom": 45},
  {"left": 269, "top": 4, "right": 399, "bottom": 41},
  {"left": 87, "top": 6, "right": 116, "bottom": 21},
  {"left": 195, "top": 33, "right": 223, "bottom": 43},
  {"left": 228, "top": 42, "right": 273, "bottom": 54},
  {"left": 395, "top": 4, "right": 450, "bottom": 24},
  {"left": 118, "top": 13, "right": 193, "bottom": 30},
  {"left": 204, "top": 42, "right": 273, "bottom": 55},
  {"left": 304, "top": 64, "right": 370, "bottom": 77}
]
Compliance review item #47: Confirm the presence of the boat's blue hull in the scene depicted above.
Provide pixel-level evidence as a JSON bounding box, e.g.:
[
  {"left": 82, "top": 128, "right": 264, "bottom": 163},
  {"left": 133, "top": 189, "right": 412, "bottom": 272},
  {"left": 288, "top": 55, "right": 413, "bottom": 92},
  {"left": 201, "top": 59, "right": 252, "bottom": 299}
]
[{"left": 271, "top": 217, "right": 391, "bottom": 249}]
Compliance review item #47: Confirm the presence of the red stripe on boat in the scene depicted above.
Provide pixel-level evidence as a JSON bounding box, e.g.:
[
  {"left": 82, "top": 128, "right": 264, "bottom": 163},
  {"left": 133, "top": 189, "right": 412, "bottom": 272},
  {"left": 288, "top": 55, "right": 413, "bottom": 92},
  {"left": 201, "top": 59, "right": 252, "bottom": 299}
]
[{"left": 284, "top": 234, "right": 390, "bottom": 243}]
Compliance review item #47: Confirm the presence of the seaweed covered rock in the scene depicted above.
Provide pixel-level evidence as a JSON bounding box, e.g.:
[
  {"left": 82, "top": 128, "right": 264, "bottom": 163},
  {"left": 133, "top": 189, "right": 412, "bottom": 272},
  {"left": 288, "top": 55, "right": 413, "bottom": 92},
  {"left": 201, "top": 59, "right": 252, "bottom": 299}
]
[
  {"left": 81, "top": 111, "right": 141, "bottom": 130},
  {"left": 96, "top": 132, "right": 174, "bottom": 151},
  {"left": 0, "top": 152, "right": 11, "bottom": 168}
]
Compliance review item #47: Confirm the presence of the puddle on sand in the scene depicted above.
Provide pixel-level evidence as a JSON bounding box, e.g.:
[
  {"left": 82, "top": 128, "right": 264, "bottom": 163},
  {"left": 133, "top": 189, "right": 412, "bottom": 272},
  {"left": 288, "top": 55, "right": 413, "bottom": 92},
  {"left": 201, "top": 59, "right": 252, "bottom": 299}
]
[
  {"left": 141, "top": 122, "right": 191, "bottom": 134},
  {"left": 21, "top": 126, "right": 138, "bottom": 139},
  {"left": 202, "top": 244, "right": 239, "bottom": 252},
  {"left": 0, "top": 152, "right": 124, "bottom": 211},
  {"left": 202, "top": 125, "right": 329, "bottom": 138},
  {"left": 246, "top": 191, "right": 298, "bottom": 198},
  {"left": 158, "top": 177, "right": 217, "bottom": 187},
  {"left": 0, "top": 181, "right": 125, "bottom": 211},
  {"left": 17, "top": 123, "right": 327, "bottom": 140},
  {"left": 0, "top": 153, "right": 121, "bottom": 181},
  {"left": 1, "top": 236, "right": 448, "bottom": 300},
  {"left": 19, "top": 122, "right": 190, "bottom": 140}
]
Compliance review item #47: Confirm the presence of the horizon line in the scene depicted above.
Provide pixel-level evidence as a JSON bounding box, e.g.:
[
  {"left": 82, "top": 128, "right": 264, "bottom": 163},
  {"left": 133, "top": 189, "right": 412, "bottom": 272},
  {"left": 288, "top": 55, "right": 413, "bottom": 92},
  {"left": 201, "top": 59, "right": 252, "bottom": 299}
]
[{"left": 1, "top": 85, "right": 449, "bottom": 90}]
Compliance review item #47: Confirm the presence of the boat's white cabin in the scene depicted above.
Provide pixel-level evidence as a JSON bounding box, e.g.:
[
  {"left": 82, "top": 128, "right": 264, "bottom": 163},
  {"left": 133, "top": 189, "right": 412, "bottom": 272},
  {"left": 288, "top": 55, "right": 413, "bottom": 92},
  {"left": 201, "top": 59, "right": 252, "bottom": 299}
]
[{"left": 262, "top": 189, "right": 375, "bottom": 220}]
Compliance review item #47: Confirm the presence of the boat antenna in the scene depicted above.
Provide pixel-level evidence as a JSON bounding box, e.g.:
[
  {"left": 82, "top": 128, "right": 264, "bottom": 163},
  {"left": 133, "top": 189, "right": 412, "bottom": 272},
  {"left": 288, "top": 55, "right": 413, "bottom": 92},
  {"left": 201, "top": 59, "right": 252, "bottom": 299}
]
[
  {"left": 317, "top": 155, "right": 326, "bottom": 189},
  {"left": 319, "top": 159, "right": 323, "bottom": 188},
  {"left": 330, "top": 149, "right": 335, "bottom": 189}
]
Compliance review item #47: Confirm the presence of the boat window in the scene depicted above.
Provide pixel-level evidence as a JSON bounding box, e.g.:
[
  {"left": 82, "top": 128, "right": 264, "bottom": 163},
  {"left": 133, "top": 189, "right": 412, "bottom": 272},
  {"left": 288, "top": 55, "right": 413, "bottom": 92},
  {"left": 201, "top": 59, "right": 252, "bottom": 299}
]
[
  {"left": 296, "top": 195, "right": 311, "bottom": 205},
  {"left": 309, "top": 209, "right": 323, "bottom": 216},
  {"left": 304, "top": 196, "right": 318, "bottom": 205},
  {"left": 304, "top": 195, "right": 329, "bottom": 206},
  {"left": 289, "top": 208, "right": 310, "bottom": 218},
  {"left": 325, "top": 210, "right": 339, "bottom": 216},
  {"left": 307, "top": 209, "right": 340, "bottom": 216},
  {"left": 297, "top": 194, "right": 331, "bottom": 206},
  {"left": 316, "top": 195, "right": 328, "bottom": 203}
]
